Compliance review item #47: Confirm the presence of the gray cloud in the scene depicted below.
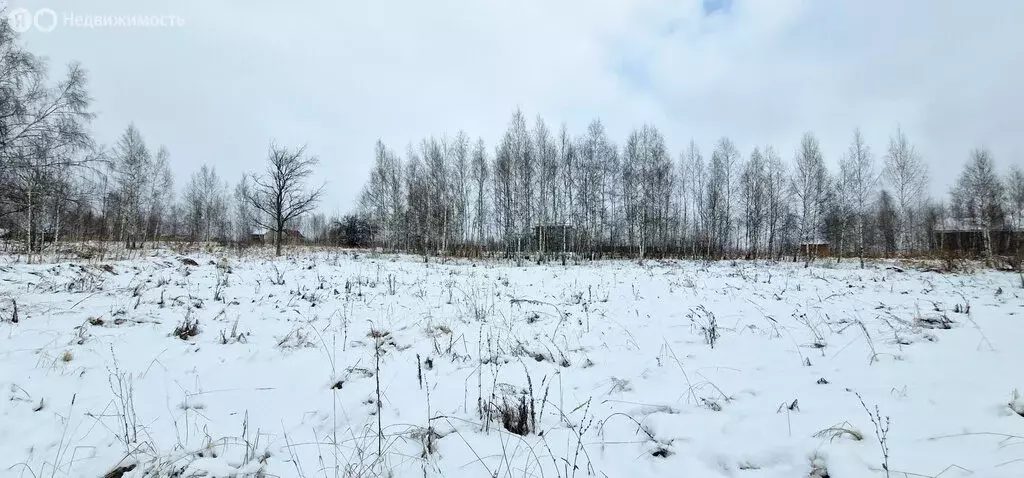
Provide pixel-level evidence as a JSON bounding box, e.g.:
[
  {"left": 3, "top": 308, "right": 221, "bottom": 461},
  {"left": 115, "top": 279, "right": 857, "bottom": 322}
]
[{"left": 11, "top": 0, "right": 1023, "bottom": 210}]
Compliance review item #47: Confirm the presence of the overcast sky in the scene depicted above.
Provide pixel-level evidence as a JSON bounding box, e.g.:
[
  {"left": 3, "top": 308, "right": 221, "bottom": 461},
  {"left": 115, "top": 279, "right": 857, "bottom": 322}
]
[{"left": 9, "top": 0, "right": 1024, "bottom": 213}]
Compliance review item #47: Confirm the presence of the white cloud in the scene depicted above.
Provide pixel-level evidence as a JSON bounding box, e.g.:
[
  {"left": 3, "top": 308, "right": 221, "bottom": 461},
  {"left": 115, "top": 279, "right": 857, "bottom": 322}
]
[{"left": 11, "top": 0, "right": 1023, "bottom": 210}]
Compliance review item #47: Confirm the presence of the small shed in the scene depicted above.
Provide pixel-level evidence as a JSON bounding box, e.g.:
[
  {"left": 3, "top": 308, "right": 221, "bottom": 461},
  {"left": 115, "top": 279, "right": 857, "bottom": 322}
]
[{"left": 934, "top": 218, "right": 1023, "bottom": 256}]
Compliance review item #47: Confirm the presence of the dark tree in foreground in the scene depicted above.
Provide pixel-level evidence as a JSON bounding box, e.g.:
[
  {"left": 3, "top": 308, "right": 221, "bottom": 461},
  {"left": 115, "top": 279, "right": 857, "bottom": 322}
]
[{"left": 245, "top": 143, "right": 324, "bottom": 256}]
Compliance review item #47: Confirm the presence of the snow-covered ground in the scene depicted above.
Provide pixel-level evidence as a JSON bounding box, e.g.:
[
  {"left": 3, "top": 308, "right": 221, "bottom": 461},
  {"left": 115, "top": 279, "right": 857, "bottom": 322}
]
[{"left": 1, "top": 250, "right": 1022, "bottom": 477}]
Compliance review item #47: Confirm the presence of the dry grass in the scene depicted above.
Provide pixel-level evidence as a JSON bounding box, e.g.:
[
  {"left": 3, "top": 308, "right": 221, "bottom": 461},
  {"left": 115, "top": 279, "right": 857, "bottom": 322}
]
[{"left": 813, "top": 421, "right": 864, "bottom": 442}]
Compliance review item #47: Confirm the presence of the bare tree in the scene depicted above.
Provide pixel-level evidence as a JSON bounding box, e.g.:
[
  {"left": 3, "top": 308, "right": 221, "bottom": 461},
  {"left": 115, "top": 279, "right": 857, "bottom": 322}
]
[
  {"left": 423, "top": 137, "right": 452, "bottom": 254},
  {"left": 683, "top": 141, "right": 706, "bottom": 258},
  {"left": 182, "top": 165, "right": 228, "bottom": 243},
  {"left": 111, "top": 124, "right": 151, "bottom": 249},
  {"left": 493, "top": 132, "right": 515, "bottom": 255},
  {"left": 883, "top": 127, "right": 929, "bottom": 253},
  {"left": 451, "top": 131, "right": 471, "bottom": 245},
  {"left": 557, "top": 124, "right": 577, "bottom": 256},
  {"left": 621, "top": 124, "right": 672, "bottom": 258},
  {"left": 511, "top": 110, "right": 534, "bottom": 256},
  {"left": 741, "top": 147, "right": 767, "bottom": 258},
  {"left": 233, "top": 175, "right": 255, "bottom": 243},
  {"left": 534, "top": 117, "right": 556, "bottom": 258},
  {"left": 360, "top": 140, "right": 404, "bottom": 249},
  {"left": 950, "top": 148, "right": 1005, "bottom": 258},
  {"left": 578, "top": 119, "right": 611, "bottom": 255},
  {"left": 1005, "top": 165, "right": 1024, "bottom": 230},
  {"left": 707, "top": 137, "right": 740, "bottom": 256},
  {"left": 840, "top": 129, "right": 878, "bottom": 267},
  {"left": 245, "top": 143, "right": 325, "bottom": 256},
  {"left": 676, "top": 146, "right": 691, "bottom": 254},
  {"left": 470, "top": 138, "right": 489, "bottom": 246},
  {"left": 404, "top": 145, "right": 432, "bottom": 258},
  {"left": 791, "top": 132, "right": 828, "bottom": 263},
  {"left": 763, "top": 146, "right": 788, "bottom": 259},
  {"left": 0, "top": 20, "right": 94, "bottom": 256},
  {"left": 144, "top": 146, "right": 174, "bottom": 242}
]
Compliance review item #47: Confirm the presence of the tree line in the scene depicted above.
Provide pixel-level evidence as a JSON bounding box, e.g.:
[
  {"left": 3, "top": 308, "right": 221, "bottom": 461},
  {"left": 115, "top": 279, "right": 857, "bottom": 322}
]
[
  {"left": 2, "top": 15, "right": 1022, "bottom": 262},
  {"left": 0, "top": 17, "right": 325, "bottom": 258},
  {"left": 357, "top": 109, "right": 1024, "bottom": 263}
]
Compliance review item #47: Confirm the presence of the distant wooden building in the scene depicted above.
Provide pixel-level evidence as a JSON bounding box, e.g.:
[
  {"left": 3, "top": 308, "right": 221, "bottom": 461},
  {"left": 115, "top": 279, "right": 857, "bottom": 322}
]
[{"left": 934, "top": 219, "right": 1023, "bottom": 256}]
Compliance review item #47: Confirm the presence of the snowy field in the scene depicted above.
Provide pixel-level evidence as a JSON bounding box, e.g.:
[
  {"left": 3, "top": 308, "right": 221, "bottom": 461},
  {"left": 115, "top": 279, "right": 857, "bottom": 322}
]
[{"left": 1, "top": 250, "right": 1023, "bottom": 478}]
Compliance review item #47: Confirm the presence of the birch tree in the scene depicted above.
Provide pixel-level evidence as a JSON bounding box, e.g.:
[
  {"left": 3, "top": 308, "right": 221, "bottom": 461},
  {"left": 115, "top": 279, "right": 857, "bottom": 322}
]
[
  {"left": 950, "top": 148, "right": 1005, "bottom": 258},
  {"left": 839, "top": 129, "right": 877, "bottom": 267},
  {"left": 763, "top": 146, "right": 788, "bottom": 258},
  {"left": 112, "top": 124, "right": 151, "bottom": 249},
  {"left": 683, "top": 141, "right": 706, "bottom": 257},
  {"left": 883, "top": 127, "right": 928, "bottom": 252},
  {"left": 1005, "top": 166, "right": 1024, "bottom": 230},
  {"left": 741, "top": 147, "right": 767, "bottom": 258},
  {"left": 791, "top": 132, "right": 828, "bottom": 262},
  {"left": 0, "top": 21, "right": 94, "bottom": 256},
  {"left": 534, "top": 117, "right": 556, "bottom": 257},
  {"left": 233, "top": 175, "right": 256, "bottom": 243},
  {"left": 144, "top": 146, "right": 174, "bottom": 241},
  {"left": 452, "top": 131, "right": 470, "bottom": 245}
]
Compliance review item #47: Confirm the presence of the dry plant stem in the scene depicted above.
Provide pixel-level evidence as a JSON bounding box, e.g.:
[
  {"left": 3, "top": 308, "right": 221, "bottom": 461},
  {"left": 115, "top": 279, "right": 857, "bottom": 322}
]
[
  {"left": 375, "top": 333, "right": 383, "bottom": 460},
  {"left": 855, "top": 392, "right": 891, "bottom": 478}
]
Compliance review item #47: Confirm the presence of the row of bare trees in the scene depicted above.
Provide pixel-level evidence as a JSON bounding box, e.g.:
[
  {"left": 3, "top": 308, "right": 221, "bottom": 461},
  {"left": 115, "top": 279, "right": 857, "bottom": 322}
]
[
  {"left": 3, "top": 12, "right": 1020, "bottom": 261},
  {"left": 0, "top": 18, "right": 94, "bottom": 255},
  {"left": 358, "top": 109, "right": 1024, "bottom": 262},
  {"left": 0, "top": 16, "right": 325, "bottom": 258}
]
